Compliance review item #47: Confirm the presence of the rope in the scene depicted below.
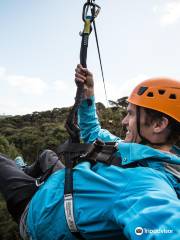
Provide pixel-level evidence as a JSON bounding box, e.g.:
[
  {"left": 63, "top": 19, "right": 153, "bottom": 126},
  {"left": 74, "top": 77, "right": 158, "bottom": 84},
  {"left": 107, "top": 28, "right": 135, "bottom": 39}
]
[{"left": 92, "top": 19, "right": 108, "bottom": 106}]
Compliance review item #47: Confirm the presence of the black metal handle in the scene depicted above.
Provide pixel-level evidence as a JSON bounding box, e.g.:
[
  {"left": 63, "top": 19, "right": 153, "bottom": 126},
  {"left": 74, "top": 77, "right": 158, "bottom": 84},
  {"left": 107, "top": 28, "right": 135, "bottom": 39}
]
[{"left": 80, "top": 33, "right": 89, "bottom": 68}]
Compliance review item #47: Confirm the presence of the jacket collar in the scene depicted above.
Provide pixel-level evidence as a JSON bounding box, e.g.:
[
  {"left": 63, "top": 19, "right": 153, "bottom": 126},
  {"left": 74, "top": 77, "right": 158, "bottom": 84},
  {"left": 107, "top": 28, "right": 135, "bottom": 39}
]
[{"left": 117, "top": 142, "right": 180, "bottom": 166}]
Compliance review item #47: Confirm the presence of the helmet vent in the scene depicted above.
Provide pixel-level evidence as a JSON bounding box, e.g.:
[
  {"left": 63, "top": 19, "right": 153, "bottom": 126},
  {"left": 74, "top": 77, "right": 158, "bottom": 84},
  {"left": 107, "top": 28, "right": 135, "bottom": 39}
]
[
  {"left": 158, "top": 89, "right": 166, "bottom": 95},
  {"left": 169, "top": 94, "right": 176, "bottom": 99},
  {"left": 147, "top": 92, "right": 154, "bottom": 97},
  {"left": 137, "top": 86, "right": 148, "bottom": 95}
]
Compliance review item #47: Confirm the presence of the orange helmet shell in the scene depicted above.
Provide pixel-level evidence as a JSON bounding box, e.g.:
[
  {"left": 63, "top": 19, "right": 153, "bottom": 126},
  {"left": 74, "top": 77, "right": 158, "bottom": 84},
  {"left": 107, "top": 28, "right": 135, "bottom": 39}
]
[{"left": 128, "top": 77, "right": 180, "bottom": 122}]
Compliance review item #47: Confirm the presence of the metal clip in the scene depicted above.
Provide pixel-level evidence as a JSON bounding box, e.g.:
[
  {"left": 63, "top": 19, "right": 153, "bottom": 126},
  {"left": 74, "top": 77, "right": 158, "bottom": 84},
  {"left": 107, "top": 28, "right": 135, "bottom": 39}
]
[{"left": 35, "top": 178, "right": 44, "bottom": 187}]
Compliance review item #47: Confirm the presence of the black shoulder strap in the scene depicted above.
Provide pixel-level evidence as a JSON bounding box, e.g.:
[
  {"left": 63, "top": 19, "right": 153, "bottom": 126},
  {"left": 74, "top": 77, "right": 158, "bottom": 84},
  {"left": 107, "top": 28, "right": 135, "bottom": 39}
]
[
  {"left": 59, "top": 139, "right": 119, "bottom": 239},
  {"left": 58, "top": 139, "right": 119, "bottom": 166}
]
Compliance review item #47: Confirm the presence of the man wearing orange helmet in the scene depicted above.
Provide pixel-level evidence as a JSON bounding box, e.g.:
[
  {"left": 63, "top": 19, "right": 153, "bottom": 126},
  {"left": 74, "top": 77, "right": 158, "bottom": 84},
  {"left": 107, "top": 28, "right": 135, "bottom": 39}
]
[
  {"left": 124, "top": 77, "right": 179, "bottom": 147},
  {"left": 75, "top": 64, "right": 179, "bottom": 149},
  {"left": 23, "top": 66, "right": 180, "bottom": 239},
  {"left": 0, "top": 65, "right": 180, "bottom": 240},
  {"left": 70, "top": 64, "right": 180, "bottom": 237}
]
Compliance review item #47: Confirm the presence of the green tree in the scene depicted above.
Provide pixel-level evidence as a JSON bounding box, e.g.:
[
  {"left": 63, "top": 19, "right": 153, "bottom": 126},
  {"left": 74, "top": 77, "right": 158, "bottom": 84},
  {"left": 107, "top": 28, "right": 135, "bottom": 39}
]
[
  {"left": 0, "top": 136, "right": 19, "bottom": 158},
  {"left": 0, "top": 195, "right": 19, "bottom": 240}
]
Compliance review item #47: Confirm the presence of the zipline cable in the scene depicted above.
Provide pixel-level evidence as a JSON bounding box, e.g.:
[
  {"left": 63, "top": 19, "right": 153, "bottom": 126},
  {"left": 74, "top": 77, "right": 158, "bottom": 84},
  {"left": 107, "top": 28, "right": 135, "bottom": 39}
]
[{"left": 92, "top": 19, "right": 108, "bottom": 106}]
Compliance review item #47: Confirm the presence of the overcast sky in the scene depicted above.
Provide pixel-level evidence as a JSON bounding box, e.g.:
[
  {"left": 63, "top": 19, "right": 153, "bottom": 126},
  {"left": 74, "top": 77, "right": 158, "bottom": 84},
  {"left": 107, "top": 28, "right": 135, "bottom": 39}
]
[{"left": 0, "top": 0, "right": 180, "bottom": 115}]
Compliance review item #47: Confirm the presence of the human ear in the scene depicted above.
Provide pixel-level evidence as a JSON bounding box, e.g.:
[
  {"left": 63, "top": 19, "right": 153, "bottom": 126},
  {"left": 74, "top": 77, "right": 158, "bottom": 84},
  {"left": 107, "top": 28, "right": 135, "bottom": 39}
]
[{"left": 153, "top": 117, "right": 169, "bottom": 133}]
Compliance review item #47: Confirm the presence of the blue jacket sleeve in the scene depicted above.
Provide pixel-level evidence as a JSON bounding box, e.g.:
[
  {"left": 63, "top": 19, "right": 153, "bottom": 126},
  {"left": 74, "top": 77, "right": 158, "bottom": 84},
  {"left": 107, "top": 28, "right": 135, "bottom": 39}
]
[{"left": 78, "top": 96, "right": 120, "bottom": 143}]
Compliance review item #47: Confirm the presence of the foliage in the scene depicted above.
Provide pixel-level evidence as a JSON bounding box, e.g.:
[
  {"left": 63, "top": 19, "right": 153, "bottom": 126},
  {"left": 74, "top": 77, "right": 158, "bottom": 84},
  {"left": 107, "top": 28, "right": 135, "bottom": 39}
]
[
  {"left": 0, "top": 194, "right": 19, "bottom": 240},
  {"left": 0, "top": 136, "right": 19, "bottom": 159}
]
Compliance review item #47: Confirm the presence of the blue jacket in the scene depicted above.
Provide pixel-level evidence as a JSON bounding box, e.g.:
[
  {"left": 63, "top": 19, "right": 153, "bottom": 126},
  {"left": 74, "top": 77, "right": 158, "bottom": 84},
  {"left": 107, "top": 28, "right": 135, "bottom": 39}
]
[{"left": 27, "top": 97, "right": 180, "bottom": 240}]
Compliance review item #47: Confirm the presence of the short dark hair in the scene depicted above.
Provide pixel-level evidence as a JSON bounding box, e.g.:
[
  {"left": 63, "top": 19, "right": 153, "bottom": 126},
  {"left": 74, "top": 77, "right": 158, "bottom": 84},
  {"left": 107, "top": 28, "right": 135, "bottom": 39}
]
[{"left": 142, "top": 107, "right": 180, "bottom": 145}]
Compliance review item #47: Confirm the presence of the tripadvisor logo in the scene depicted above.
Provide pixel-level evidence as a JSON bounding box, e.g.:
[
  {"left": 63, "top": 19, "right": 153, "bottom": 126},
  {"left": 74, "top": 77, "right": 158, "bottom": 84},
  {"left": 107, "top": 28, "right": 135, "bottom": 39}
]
[
  {"left": 135, "top": 227, "right": 173, "bottom": 235},
  {"left": 135, "top": 227, "right": 143, "bottom": 235}
]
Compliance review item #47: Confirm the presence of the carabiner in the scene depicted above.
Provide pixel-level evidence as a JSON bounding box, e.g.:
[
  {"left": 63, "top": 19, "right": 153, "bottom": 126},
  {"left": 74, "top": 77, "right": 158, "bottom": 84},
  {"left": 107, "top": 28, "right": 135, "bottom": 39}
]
[{"left": 82, "top": 1, "right": 101, "bottom": 22}]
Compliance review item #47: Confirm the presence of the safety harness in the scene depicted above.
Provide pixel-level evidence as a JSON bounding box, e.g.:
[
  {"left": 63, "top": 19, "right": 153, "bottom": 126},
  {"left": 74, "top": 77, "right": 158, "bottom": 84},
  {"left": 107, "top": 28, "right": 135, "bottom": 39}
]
[{"left": 58, "top": 139, "right": 119, "bottom": 239}]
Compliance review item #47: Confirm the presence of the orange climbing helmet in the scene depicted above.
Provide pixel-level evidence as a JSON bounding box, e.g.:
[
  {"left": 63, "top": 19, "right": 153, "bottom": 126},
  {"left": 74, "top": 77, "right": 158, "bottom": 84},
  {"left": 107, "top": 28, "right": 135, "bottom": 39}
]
[{"left": 128, "top": 77, "right": 180, "bottom": 122}]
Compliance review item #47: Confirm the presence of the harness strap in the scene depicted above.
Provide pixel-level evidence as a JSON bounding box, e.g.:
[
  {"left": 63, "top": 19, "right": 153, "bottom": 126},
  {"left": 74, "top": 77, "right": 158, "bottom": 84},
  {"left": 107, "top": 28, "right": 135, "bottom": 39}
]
[
  {"left": 64, "top": 151, "right": 86, "bottom": 239},
  {"left": 79, "top": 139, "right": 119, "bottom": 165},
  {"left": 58, "top": 141, "right": 92, "bottom": 153},
  {"left": 58, "top": 139, "right": 119, "bottom": 166},
  {"left": 61, "top": 139, "right": 119, "bottom": 239}
]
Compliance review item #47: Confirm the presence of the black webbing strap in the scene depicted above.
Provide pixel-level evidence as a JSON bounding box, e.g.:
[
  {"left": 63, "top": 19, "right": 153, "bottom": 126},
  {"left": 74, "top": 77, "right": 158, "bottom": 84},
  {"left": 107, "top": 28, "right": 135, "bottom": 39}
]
[
  {"left": 58, "top": 141, "right": 92, "bottom": 153},
  {"left": 61, "top": 139, "right": 119, "bottom": 239},
  {"left": 58, "top": 139, "right": 119, "bottom": 166},
  {"left": 62, "top": 140, "right": 118, "bottom": 237},
  {"left": 63, "top": 148, "right": 90, "bottom": 239},
  {"left": 64, "top": 152, "right": 85, "bottom": 239},
  {"left": 78, "top": 139, "right": 118, "bottom": 165}
]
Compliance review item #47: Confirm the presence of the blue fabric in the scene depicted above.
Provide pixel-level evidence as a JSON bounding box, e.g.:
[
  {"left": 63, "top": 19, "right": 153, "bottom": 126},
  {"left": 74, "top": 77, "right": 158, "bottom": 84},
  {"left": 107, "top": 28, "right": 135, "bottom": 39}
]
[{"left": 27, "top": 97, "right": 180, "bottom": 240}]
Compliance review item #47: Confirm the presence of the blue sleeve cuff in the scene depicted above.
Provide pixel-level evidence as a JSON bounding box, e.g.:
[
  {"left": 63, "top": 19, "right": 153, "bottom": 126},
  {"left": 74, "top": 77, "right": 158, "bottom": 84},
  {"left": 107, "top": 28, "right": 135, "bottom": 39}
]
[{"left": 80, "top": 96, "right": 95, "bottom": 108}]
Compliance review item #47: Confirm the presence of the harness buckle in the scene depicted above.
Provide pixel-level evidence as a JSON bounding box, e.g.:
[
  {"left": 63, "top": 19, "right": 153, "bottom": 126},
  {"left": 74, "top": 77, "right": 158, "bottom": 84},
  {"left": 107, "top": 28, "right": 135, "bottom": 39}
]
[{"left": 35, "top": 178, "right": 44, "bottom": 187}]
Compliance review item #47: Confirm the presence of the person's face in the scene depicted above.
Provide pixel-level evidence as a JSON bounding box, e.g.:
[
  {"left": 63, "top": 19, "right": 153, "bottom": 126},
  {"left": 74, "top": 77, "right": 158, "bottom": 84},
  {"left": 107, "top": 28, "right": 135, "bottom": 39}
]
[
  {"left": 122, "top": 103, "right": 145, "bottom": 143},
  {"left": 122, "top": 103, "right": 170, "bottom": 144},
  {"left": 122, "top": 103, "right": 140, "bottom": 142}
]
